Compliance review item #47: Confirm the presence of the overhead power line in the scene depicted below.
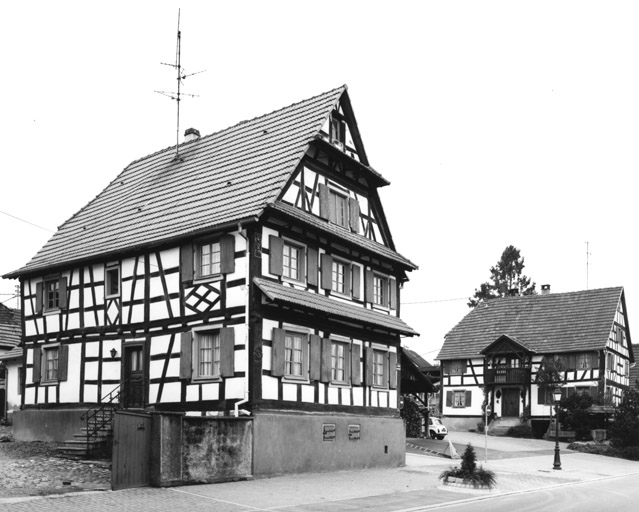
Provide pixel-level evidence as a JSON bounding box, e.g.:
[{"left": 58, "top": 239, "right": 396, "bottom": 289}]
[{"left": 0, "top": 210, "right": 54, "bottom": 233}]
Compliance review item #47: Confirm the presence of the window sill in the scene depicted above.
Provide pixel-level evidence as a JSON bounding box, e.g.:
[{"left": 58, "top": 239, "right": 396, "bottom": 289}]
[
  {"left": 40, "top": 380, "right": 59, "bottom": 386},
  {"left": 105, "top": 294, "right": 120, "bottom": 300},
  {"left": 43, "top": 309, "right": 60, "bottom": 316},
  {"left": 193, "top": 275, "right": 223, "bottom": 286},
  {"left": 282, "top": 376, "right": 310, "bottom": 384},
  {"left": 192, "top": 376, "right": 222, "bottom": 384}
]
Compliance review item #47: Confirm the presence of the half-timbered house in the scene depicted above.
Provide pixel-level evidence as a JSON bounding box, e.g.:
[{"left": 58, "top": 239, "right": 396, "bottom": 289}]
[
  {"left": 436, "top": 287, "right": 633, "bottom": 432},
  {"left": 0, "top": 303, "right": 21, "bottom": 422},
  {"left": 2, "top": 85, "right": 418, "bottom": 475}
]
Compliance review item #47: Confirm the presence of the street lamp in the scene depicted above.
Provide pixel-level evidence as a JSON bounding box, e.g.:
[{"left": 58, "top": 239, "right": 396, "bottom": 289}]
[{"left": 553, "top": 386, "right": 562, "bottom": 470}]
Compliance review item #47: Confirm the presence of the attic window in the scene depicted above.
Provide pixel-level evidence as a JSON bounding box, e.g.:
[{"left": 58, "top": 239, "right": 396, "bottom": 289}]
[{"left": 330, "top": 116, "right": 345, "bottom": 148}]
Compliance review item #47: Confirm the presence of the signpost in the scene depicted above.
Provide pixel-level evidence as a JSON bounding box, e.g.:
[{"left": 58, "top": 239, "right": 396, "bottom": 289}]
[{"left": 484, "top": 404, "right": 491, "bottom": 462}]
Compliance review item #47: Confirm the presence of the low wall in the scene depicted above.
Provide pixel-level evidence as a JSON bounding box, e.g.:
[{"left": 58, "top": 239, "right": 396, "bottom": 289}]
[
  {"left": 252, "top": 412, "right": 405, "bottom": 477},
  {"left": 151, "top": 413, "right": 253, "bottom": 486},
  {"left": 441, "top": 415, "right": 480, "bottom": 433},
  {"left": 13, "top": 409, "right": 85, "bottom": 442}
]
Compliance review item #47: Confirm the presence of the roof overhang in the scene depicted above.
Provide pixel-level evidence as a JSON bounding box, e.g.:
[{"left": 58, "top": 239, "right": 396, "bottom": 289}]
[
  {"left": 480, "top": 334, "right": 536, "bottom": 356},
  {"left": 401, "top": 349, "right": 438, "bottom": 394},
  {"left": 253, "top": 277, "right": 418, "bottom": 337}
]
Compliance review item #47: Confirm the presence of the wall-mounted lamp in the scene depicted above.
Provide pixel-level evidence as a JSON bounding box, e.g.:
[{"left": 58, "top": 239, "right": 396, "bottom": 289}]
[{"left": 110, "top": 348, "right": 118, "bottom": 359}]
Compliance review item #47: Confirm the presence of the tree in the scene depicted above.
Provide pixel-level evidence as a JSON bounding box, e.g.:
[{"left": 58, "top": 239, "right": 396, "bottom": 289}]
[
  {"left": 609, "top": 382, "right": 639, "bottom": 448},
  {"left": 468, "top": 245, "right": 536, "bottom": 308}
]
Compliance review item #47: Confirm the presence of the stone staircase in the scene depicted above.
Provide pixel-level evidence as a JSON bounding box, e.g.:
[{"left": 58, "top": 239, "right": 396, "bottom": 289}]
[
  {"left": 59, "top": 407, "right": 115, "bottom": 457},
  {"left": 487, "top": 417, "right": 522, "bottom": 436}
]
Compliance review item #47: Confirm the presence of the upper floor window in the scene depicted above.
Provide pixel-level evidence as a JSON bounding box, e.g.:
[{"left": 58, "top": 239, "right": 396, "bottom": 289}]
[
  {"left": 331, "top": 260, "right": 347, "bottom": 294},
  {"left": 105, "top": 263, "right": 120, "bottom": 298},
  {"left": 179, "top": 327, "right": 235, "bottom": 382},
  {"left": 181, "top": 234, "right": 235, "bottom": 283},
  {"left": 283, "top": 242, "right": 303, "bottom": 281},
  {"left": 318, "top": 183, "right": 360, "bottom": 234},
  {"left": 331, "top": 341, "right": 350, "bottom": 384},
  {"left": 373, "top": 275, "right": 387, "bottom": 306},
  {"left": 35, "top": 276, "right": 68, "bottom": 314},
  {"left": 329, "top": 190, "right": 348, "bottom": 228},
  {"left": 365, "top": 270, "right": 396, "bottom": 309},
  {"left": 330, "top": 117, "right": 345, "bottom": 147},
  {"left": 443, "top": 359, "right": 467, "bottom": 375},
  {"left": 373, "top": 350, "right": 386, "bottom": 387},
  {"left": 44, "top": 279, "right": 60, "bottom": 311},
  {"left": 196, "top": 332, "right": 221, "bottom": 379}
]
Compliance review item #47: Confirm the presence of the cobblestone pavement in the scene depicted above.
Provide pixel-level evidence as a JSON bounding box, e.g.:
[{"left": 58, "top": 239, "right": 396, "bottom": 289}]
[{"left": 0, "top": 436, "right": 111, "bottom": 499}]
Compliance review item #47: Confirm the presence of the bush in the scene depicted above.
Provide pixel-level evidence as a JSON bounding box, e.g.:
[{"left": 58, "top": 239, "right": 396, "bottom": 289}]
[
  {"left": 506, "top": 424, "right": 533, "bottom": 438},
  {"left": 621, "top": 446, "right": 639, "bottom": 461},
  {"left": 609, "top": 385, "right": 639, "bottom": 448},
  {"left": 439, "top": 443, "right": 497, "bottom": 489},
  {"left": 401, "top": 395, "right": 425, "bottom": 438}
]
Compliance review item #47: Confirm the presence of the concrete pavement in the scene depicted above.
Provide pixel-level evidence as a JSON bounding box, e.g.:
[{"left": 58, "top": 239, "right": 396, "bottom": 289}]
[{"left": 2, "top": 432, "right": 638, "bottom": 511}]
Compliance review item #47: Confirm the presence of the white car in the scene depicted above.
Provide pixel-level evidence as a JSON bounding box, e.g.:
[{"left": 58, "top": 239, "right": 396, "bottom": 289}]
[{"left": 428, "top": 417, "right": 448, "bottom": 440}]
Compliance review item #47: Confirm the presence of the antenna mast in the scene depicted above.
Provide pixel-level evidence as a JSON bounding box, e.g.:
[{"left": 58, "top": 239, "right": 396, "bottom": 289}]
[
  {"left": 585, "top": 241, "right": 591, "bottom": 290},
  {"left": 155, "top": 9, "right": 205, "bottom": 160}
]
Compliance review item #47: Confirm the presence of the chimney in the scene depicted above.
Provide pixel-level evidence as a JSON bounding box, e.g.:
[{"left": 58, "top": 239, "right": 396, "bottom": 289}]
[
  {"left": 541, "top": 284, "right": 551, "bottom": 295},
  {"left": 184, "top": 127, "right": 201, "bottom": 142}
]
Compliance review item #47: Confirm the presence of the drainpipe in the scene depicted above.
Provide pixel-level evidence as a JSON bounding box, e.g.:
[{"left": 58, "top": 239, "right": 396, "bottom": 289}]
[{"left": 234, "top": 223, "right": 250, "bottom": 418}]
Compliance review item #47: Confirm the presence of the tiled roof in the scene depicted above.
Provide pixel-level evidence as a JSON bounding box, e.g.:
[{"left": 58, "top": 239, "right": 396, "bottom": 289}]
[
  {"left": 0, "top": 303, "right": 20, "bottom": 349},
  {"left": 437, "top": 287, "right": 624, "bottom": 360},
  {"left": 253, "top": 277, "right": 418, "bottom": 336},
  {"left": 267, "top": 201, "right": 417, "bottom": 270},
  {"left": 403, "top": 348, "right": 437, "bottom": 371},
  {"left": 7, "top": 86, "right": 364, "bottom": 277},
  {"left": 0, "top": 346, "right": 22, "bottom": 361}
]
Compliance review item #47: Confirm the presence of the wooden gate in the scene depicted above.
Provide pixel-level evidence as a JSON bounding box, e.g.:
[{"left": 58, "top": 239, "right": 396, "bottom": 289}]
[{"left": 112, "top": 410, "right": 152, "bottom": 490}]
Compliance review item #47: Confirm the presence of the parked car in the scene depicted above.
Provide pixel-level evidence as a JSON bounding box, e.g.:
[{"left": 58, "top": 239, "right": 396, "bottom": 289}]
[{"left": 428, "top": 417, "right": 447, "bottom": 440}]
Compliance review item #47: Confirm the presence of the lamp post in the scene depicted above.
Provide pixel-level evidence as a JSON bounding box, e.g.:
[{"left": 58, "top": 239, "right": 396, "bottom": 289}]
[{"left": 553, "top": 387, "right": 562, "bottom": 470}]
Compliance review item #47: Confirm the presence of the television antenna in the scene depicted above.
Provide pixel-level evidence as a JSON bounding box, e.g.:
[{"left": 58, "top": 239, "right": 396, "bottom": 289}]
[
  {"left": 155, "top": 9, "right": 205, "bottom": 160},
  {"left": 585, "top": 241, "right": 591, "bottom": 290}
]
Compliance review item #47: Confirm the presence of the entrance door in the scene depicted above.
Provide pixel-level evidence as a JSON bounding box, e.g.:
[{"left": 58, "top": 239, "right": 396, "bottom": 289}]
[
  {"left": 123, "top": 345, "right": 144, "bottom": 409},
  {"left": 502, "top": 388, "right": 520, "bottom": 417}
]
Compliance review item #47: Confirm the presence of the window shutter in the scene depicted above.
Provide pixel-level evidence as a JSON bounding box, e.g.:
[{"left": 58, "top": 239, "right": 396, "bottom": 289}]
[
  {"left": 179, "top": 332, "right": 192, "bottom": 380},
  {"left": 320, "top": 338, "right": 332, "bottom": 383},
  {"left": 352, "top": 265, "right": 361, "bottom": 300},
  {"left": 271, "top": 328, "right": 286, "bottom": 377},
  {"left": 365, "top": 269, "right": 374, "bottom": 303},
  {"left": 57, "top": 344, "right": 69, "bottom": 381},
  {"left": 269, "top": 236, "right": 284, "bottom": 276},
  {"left": 589, "top": 386, "right": 599, "bottom": 400},
  {"left": 307, "top": 248, "right": 318, "bottom": 286},
  {"left": 32, "top": 345, "right": 41, "bottom": 383},
  {"left": 180, "top": 243, "right": 194, "bottom": 283},
  {"left": 309, "top": 334, "right": 322, "bottom": 381},
  {"left": 344, "top": 264, "right": 351, "bottom": 297},
  {"left": 465, "top": 390, "right": 472, "bottom": 407},
  {"left": 220, "top": 235, "right": 236, "bottom": 275},
  {"left": 320, "top": 254, "right": 333, "bottom": 290},
  {"left": 589, "top": 352, "right": 597, "bottom": 368},
  {"left": 318, "top": 183, "right": 330, "bottom": 220},
  {"left": 461, "top": 360, "right": 468, "bottom": 373},
  {"left": 365, "top": 346, "right": 374, "bottom": 386},
  {"left": 220, "top": 327, "right": 235, "bottom": 377},
  {"left": 58, "top": 277, "right": 68, "bottom": 309},
  {"left": 348, "top": 198, "right": 360, "bottom": 233},
  {"left": 567, "top": 354, "right": 576, "bottom": 370},
  {"left": 445, "top": 390, "right": 452, "bottom": 407},
  {"left": 389, "top": 277, "right": 397, "bottom": 310},
  {"left": 351, "top": 344, "right": 361, "bottom": 385},
  {"left": 389, "top": 351, "right": 397, "bottom": 389},
  {"left": 35, "top": 282, "right": 43, "bottom": 314}
]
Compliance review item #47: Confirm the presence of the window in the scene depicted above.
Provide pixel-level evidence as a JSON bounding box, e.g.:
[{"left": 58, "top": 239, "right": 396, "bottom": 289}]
[
  {"left": 283, "top": 243, "right": 303, "bottom": 281},
  {"left": 285, "top": 332, "right": 305, "bottom": 377},
  {"left": 453, "top": 390, "right": 466, "bottom": 407},
  {"left": 44, "top": 347, "right": 59, "bottom": 381},
  {"left": 195, "top": 332, "right": 221, "bottom": 379},
  {"left": 199, "top": 241, "right": 221, "bottom": 277},
  {"left": 181, "top": 234, "right": 235, "bottom": 283},
  {"left": 329, "top": 190, "right": 348, "bottom": 228},
  {"left": 332, "top": 260, "right": 346, "bottom": 294},
  {"left": 330, "top": 117, "right": 345, "bottom": 146},
  {"left": 32, "top": 344, "right": 68, "bottom": 384},
  {"left": 443, "top": 359, "right": 466, "bottom": 375},
  {"left": 373, "top": 350, "right": 386, "bottom": 387},
  {"left": 105, "top": 264, "right": 120, "bottom": 298},
  {"left": 373, "top": 275, "right": 386, "bottom": 306},
  {"left": 179, "top": 328, "right": 235, "bottom": 381},
  {"left": 331, "top": 341, "right": 350, "bottom": 384},
  {"left": 45, "top": 280, "right": 60, "bottom": 311}
]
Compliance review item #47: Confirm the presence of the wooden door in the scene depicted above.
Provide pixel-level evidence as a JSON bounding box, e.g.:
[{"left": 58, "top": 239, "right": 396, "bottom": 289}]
[
  {"left": 123, "top": 345, "right": 144, "bottom": 409},
  {"left": 111, "top": 410, "right": 151, "bottom": 490},
  {"left": 502, "top": 388, "right": 520, "bottom": 417}
]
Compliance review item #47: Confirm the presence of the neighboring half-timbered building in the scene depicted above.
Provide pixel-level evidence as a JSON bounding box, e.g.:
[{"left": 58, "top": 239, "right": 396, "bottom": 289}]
[
  {"left": 0, "top": 303, "right": 21, "bottom": 422},
  {"left": 2, "top": 85, "right": 418, "bottom": 475},
  {"left": 436, "top": 287, "right": 633, "bottom": 432}
]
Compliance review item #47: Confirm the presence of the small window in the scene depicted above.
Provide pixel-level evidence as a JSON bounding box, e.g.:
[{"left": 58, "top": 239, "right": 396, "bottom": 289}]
[
  {"left": 43, "top": 346, "right": 59, "bottom": 382},
  {"left": 331, "top": 260, "right": 346, "bottom": 294},
  {"left": 329, "top": 190, "right": 349, "bottom": 228},
  {"left": 373, "top": 275, "right": 387, "bottom": 306},
  {"left": 283, "top": 242, "right": 303, "bottom": 281},
  {"left": 453, "top": 390, "right": 466, "bottom": 407},
  {"left": 198, "top": 241, "right": 221, "bottom": 278},
  {"left": 330, "top": 117, "right": 345, "bottom": 146},
  {"left": 331, "top": 341, "right": 350, "bottom": 384},
  {"left": 44, "top": 279, "right": 60, "bottom": 311},
  {"left": 195, "top": 331, "right": 221, "bottom": 379},
  {"left": 373, "top": 350, "right": 386, "bottom": 387},
  {"left": 105, "top": 264, "right": 120, "bottom": 298},
  {"left": 285, "top": 332, "right": 305, "bottom": 378}
]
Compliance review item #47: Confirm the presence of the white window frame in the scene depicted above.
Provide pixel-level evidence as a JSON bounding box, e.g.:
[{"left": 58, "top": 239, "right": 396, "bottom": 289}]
[
  {"left": 105, "top": 263, "right": 121, "bottom": 298},
  {"left": 282, "top": 241, "right": 304, "bottom": 282},
  {"left": 329, "top": 189, "right": 349, "bottom": 228},
  {"left": 284, "top": 331, "right": 306, "bottom": 379},
  {"left": 331, "top": 259, "right": 347, "bottom": 296},
  {"left": 193, "top": 330, "right": 222, "bottom": 381},
  {"left": 373, "top": 349, "right": 386, "bottom": 388},
  {"left": 44, "top": 278, "right": 60, "bottom": 312},
  {"left": 453, "top": 390, "right": 466, "bottom": 408},
  {"left": 331, "top": 340, "right": 350, "bottom": 385},
  {"left": 42, "top": 344, "right": 60, "bottom": 384},
  {"left": 196, "top": 239, "right": 222, "bottom": 280},
  {"left": 372, "top": 274, "right": 387, "bottom": 307}
]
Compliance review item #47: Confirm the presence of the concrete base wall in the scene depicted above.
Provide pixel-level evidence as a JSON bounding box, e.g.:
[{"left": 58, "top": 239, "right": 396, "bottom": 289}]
[
  {"left": 13, "top": 409, "right": 85, "bottom": 441},
  {"left": 441, "top": 416, "right": 481, "bottom": 433},
  {"left": 252, "top": 411, "right": 405, "bottom": 477}
]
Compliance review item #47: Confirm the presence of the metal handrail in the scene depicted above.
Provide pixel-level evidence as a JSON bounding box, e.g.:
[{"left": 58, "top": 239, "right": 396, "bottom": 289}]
[{"left": 80, "top": 378, "right": 132, "bottom": 451}]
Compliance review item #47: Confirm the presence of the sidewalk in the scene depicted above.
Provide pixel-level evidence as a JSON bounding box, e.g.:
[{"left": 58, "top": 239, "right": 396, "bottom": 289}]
[{"left": 2, "top": 433, "right": 638, "bottom": 511}]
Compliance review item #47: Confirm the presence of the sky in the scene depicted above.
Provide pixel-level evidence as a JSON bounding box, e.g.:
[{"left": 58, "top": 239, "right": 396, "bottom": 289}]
[{"left": 1, "top": 1, "right": 638, "bottom": 363}]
